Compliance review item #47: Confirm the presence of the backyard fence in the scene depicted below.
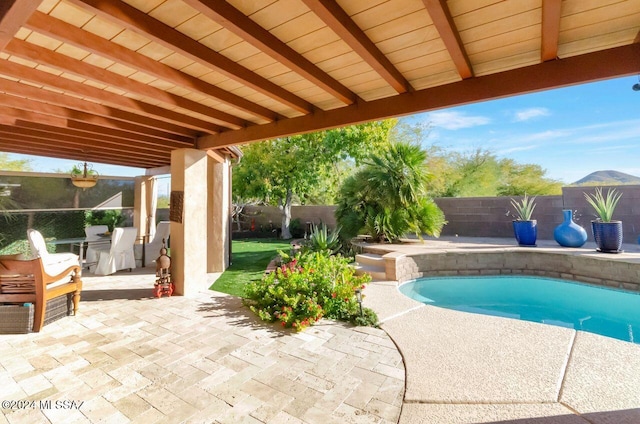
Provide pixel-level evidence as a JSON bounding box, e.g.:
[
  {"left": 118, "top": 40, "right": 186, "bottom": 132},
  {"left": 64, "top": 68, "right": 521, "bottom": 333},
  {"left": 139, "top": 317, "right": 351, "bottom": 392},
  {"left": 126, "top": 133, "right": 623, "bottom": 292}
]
[{"left": 238, "top": 185, "right": 640, "bottom": 244}]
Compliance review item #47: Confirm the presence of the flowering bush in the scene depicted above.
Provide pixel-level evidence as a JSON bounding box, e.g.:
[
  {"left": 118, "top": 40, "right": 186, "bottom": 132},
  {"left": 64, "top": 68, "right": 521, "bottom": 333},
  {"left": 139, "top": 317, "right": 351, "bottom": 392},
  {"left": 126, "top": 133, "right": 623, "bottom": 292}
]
[{"left": 244, "top": 251, "right": 376, "bottom": 331}]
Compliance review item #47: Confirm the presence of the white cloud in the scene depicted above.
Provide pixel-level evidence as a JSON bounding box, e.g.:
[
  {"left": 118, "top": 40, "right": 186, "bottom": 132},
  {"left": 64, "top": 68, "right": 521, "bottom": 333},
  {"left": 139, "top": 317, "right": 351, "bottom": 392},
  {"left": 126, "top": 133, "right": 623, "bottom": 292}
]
[
  {"left": 497, "top": 145, "right": 540, "bottom": 155},
  {"left": 513, "top": 107, "right": 550, "bottom": 122},
  {"left": 423, "top": 111, "right": 491, "bottom": 130}
]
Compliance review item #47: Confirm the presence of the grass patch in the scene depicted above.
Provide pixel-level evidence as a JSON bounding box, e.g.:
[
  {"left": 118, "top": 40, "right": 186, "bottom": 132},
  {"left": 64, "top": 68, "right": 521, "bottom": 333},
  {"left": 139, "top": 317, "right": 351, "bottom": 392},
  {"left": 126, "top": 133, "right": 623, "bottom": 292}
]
[{"left": 210, "top": 238, "right": 292, "bottom": 297}]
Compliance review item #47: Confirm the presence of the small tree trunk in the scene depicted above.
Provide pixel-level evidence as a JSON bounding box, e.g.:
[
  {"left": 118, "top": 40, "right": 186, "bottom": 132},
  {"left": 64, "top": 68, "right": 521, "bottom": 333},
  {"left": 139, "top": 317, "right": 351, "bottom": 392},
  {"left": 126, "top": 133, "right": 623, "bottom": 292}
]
[{"left": 279, "top": 189, "right": 293, "bottom": 239}]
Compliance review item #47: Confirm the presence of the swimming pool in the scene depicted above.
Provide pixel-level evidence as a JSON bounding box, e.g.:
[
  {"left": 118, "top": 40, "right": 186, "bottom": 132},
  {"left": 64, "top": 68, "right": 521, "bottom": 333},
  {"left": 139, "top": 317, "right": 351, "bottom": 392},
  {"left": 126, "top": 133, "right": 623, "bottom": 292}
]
[{"left": 400, "top": 276, "right": 640, "bottom": 344}]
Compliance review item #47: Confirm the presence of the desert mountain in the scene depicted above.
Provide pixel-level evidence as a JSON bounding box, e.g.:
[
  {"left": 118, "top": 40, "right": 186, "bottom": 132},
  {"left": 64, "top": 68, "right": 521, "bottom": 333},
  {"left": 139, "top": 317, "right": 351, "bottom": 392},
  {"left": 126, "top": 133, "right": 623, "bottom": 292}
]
[{"left": 573, "top": 170, "right": 640, "bottom": 185}]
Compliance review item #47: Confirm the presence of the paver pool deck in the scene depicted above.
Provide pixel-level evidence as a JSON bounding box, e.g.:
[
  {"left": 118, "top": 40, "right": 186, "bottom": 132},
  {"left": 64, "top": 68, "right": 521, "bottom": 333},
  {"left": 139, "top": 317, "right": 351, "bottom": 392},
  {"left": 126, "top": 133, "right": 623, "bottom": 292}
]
[{"left": 1, "top": 237, "right": 639, "bottom": 423}]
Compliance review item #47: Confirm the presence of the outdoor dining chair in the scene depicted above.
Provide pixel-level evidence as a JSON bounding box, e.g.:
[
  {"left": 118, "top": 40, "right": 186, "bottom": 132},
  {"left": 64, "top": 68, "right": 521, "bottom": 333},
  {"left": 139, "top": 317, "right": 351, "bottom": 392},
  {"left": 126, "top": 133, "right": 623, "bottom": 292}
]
[
  {"left": 137, "top": 221, "right": 171, "bottom": 267},
  {"left": 84, "top": 225, "right": 109, "bottom": 265},
  {"left": 91, "top": 227, "right": 138, "bottom": 276}
]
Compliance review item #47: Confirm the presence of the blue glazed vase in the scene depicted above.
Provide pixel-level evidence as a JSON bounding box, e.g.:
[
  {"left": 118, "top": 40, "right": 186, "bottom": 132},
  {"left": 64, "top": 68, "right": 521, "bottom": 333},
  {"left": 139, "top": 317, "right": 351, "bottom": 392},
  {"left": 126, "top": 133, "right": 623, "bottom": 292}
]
[
  {"left": 513, "top": 220, "right": 537, "bottom": 246},
  {"left": 554, "top": 210, "right": 587, "bottom": 247}
]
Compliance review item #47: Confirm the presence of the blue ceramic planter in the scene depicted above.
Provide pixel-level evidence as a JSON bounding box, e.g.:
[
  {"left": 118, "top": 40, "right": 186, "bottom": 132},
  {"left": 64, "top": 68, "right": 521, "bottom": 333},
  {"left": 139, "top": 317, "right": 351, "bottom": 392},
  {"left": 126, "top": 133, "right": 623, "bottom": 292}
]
[
  {"left": 554, "top": 210, "right": 587, "bottom": 247},
  {"left": 513, "top": 220, "right": 537, "bottom": 246},
  {"left": 591, "top": 220, "right": 623, "bottom": 253}
]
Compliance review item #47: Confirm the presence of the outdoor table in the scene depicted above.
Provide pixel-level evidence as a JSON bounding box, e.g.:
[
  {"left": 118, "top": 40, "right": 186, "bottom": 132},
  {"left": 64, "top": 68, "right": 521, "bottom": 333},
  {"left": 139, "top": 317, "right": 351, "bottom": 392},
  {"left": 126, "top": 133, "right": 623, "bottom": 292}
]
[{"left": 48, "top": 235, "right": 111, "bottom": 275}]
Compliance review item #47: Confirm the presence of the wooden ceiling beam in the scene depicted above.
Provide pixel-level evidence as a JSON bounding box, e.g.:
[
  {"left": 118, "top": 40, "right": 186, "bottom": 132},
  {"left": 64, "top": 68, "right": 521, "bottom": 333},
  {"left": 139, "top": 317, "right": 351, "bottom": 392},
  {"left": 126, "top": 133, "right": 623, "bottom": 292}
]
[
  {"left": 0, "top": 142, "right": 164, "bottom": 168},
  {"left": 184, "top": 0, "right": 358, "bottom": 105},
  {"left": 0, "top": 0, "right": 41, "bottom": 50},
  {"left": 0, "top": 59, "right": 221, "bottom": 133},
  {"left": 70, "top": 0, "right": 314, "bottom": 114},
  {"left": 198, "top": 43, "right": 640, "bottom": 149},
  {"left": 5, "top": 39, "right": 247, "bottom": 130},
  {"left": 0, "top": 125, "right": 172, "bottom": 159},
  {"left": 14, "top": 121, "right": 176, "bottom": 155},
  {"left": 0, "top": 135, "right": 168, "bottom": 167},
  {"left": 25, "top": 11, "right": 280, "bottom": 122},
  {"left": 541, "top": 0, "right": 562, "bottom": 61},
  {"left": 0, "top": 94, "right": 192, "bottom": 149},
  {"left": 422, "top": 0, "right": 473, "bottom": 79},
  {"left": 0, "top": 77, "right": 197, "bottom": 138},
  {"left": 301, "top": 0, "right": 411, "bottom": 94},
  {"left": 0, "top": 106, "right": 67, "bottom": 128}
]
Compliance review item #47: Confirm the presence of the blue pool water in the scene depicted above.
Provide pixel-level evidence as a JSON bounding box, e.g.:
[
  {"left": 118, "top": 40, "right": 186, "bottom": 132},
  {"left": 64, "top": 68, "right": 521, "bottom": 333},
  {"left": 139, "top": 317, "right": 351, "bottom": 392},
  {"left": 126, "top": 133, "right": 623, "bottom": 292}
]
[{"left": 399, "top": 276, "right": 640, "bottom": 344}]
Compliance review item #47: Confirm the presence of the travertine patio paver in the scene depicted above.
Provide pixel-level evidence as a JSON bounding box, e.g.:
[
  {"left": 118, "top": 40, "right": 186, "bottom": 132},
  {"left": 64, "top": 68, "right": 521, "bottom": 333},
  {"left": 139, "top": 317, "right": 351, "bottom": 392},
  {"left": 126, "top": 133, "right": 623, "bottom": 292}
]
[{"left": 0, "top": 267, "right": 404, "bottom": 424}]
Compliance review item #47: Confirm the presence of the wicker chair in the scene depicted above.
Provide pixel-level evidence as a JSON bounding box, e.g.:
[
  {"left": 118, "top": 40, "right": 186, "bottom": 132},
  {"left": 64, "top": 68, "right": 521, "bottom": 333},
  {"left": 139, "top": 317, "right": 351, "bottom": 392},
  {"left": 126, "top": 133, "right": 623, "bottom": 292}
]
[{"left": 0, "top": 256, "right": 82, "bottom": 332}]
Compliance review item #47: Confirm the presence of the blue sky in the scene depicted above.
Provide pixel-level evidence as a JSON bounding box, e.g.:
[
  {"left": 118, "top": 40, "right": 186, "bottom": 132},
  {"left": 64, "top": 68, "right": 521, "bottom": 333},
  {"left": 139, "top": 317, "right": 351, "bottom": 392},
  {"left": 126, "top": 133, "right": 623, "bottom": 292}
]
[
  {"left": 406, "top": 75, "right": 640, "bottom": 184},
  {"left": 4, "top": 75, "right": 639, "bottom": 184}
]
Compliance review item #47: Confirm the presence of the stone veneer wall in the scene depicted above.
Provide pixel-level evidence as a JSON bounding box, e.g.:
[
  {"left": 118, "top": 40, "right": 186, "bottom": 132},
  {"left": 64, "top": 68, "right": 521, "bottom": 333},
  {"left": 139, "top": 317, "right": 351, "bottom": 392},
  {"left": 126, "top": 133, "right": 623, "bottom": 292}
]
[
  {"left": 240, "top": 185, "right": 640, "bottom": 243},
  {"left": 382, "top": 250, "right": 640, "bottom": 292}
]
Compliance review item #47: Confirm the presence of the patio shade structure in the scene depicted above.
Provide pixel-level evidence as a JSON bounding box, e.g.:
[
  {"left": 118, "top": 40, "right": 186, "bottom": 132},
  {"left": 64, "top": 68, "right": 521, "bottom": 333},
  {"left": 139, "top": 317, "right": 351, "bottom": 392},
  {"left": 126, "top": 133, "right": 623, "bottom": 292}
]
[{"left": 0, "top": 0, "right": 638, "bottom": 166}]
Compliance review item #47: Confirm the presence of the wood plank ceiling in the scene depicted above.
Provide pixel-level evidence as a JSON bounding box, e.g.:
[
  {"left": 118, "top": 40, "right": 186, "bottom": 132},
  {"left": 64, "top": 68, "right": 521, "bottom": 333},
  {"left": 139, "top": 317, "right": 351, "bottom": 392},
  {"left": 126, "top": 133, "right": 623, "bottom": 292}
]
[{"left": 0, "top": 0, "right": 639, "bottom": 169}]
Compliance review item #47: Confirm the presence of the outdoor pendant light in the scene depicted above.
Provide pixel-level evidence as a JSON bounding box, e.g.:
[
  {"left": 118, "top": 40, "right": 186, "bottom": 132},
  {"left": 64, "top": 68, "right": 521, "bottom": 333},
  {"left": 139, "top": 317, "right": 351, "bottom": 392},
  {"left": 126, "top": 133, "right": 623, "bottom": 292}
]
[{"left": 70, "top": 161, "right": 99, "bottom": 189}]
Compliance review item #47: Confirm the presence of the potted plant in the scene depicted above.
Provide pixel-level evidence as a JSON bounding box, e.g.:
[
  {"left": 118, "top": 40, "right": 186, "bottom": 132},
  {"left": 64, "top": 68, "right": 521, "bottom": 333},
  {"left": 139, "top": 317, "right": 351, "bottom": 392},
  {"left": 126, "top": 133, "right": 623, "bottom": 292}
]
[
  {"left": 510, "top": 194, "right": 537, "bottom": 246},
  {"left": 584, "top": 187, "right": 623, "bottom": 253}
]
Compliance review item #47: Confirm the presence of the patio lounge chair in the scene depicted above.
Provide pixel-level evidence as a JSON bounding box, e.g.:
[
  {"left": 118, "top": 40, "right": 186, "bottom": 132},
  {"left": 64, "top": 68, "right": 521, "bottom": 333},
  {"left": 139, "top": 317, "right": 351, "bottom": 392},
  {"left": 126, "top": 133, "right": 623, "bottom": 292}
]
[
  {"left": 0, "top": 256, "right": 82, "bottom": 332},
  {"left": 27, "top": 229, "right": 80, "bottom": 276},
  {"left": 91, "top": 227, "right": 137, "bottom": 275}
]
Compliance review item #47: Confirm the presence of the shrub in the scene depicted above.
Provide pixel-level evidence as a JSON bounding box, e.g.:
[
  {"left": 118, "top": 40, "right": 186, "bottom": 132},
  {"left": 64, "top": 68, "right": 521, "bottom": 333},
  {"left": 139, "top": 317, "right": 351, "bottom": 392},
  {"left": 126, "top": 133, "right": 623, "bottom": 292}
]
[
  {"left": 244, "top": 251, "right": 375, "bottom": 331},
  {"left": 85, "top": 210, "right": 124, "bottom": 232},
  {"left": 303, "top": 223, "right": 341, "bottom": 256}
]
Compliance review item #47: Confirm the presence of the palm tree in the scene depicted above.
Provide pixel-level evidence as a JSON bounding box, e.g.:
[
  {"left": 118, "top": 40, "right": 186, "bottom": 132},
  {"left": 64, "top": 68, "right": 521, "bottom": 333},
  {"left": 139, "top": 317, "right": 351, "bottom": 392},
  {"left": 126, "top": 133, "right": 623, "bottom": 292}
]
[{"left": 336, "top": 141, "right": 446, "bottom": 242}]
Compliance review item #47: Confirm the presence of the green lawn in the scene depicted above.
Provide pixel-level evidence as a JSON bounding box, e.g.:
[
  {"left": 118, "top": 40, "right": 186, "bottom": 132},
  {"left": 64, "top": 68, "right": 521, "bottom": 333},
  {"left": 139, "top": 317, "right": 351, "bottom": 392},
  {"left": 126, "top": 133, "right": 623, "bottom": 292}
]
[{"left": 210, "top": 238, "right": 292, "bottom": 297}]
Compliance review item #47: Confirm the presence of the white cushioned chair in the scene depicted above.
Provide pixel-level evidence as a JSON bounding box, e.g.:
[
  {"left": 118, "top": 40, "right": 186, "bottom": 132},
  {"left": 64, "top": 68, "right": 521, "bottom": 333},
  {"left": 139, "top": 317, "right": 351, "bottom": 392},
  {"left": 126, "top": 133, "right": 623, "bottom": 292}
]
[
  {"left": 84, "top": 225, "right": 109, "bottom": 265},
  {"left": 135, "top": 221, "right": 171, "bottom": 267},
  {"left": 91, "top": 227, "right": 138, "bottom": 276},
  {"left": 27, "top": 229, "right": 80, "bottom": 277}
]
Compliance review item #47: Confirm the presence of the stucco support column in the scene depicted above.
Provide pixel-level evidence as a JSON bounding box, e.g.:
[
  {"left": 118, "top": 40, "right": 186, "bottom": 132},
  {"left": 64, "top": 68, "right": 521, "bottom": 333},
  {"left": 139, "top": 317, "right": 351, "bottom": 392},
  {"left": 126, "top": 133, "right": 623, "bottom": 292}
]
[
  {"left": 133, "top": 176, "right": 151, "bottom": 240},
  {"left": 171, "top": 149, "right": 209, "bottom": 297},
  {"left": 208, "top": 157, "right": 230, "bottom": 272}
]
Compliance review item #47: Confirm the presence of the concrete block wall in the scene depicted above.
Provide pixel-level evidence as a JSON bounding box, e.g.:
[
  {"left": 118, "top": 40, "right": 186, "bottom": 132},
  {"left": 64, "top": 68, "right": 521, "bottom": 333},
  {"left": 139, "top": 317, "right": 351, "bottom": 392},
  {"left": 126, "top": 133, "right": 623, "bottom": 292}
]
[
  {"left": 238, "top": 185, "right": 640, "bottom": 243},
  {"left": 433, "top": 195, "right": 564, "bottom": 240},
  {"left": 562, "top": 185, "right": 640, "bottom": 243}
]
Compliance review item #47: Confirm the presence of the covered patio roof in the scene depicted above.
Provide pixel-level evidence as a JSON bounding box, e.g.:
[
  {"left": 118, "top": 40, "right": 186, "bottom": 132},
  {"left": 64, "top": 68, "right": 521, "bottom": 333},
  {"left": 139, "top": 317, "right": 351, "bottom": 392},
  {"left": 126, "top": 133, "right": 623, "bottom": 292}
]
[{"left": 0, "top": 0, "right": 639, "bottom": 169}]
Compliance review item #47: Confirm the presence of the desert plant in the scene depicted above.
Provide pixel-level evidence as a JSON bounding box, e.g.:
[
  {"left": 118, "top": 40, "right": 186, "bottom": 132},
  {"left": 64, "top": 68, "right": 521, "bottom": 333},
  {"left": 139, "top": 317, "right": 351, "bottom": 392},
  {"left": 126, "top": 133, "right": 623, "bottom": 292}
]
[
  {"left": 303, "top": 223, "right": 342, "bottom": 256},
  {"left": 510, "top": 194, "right": 536, "bottom": 221},
  {"left": 584, "top": 187, "right": 622, "bottom": 222},
  {"left": 335, "top": 141, "right": 446, "bottom": 242}
]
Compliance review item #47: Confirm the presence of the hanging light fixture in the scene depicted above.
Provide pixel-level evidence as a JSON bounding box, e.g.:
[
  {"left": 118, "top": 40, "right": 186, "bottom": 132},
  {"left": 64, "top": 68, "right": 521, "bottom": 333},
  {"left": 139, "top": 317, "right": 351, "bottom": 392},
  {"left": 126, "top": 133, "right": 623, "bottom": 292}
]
[
  {"left": 633, "top": 75, "right": 640, "bottom": 91},
  {"left": 70, "top": 161, "right": 99, "bottom": 189}
]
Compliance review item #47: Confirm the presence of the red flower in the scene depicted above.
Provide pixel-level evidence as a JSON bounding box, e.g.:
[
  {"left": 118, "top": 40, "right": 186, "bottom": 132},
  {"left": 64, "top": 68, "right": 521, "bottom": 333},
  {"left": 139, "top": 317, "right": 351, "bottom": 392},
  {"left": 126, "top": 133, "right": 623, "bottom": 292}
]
[{"left": 331, "top": 292, "right": 337, "bottom": 298}]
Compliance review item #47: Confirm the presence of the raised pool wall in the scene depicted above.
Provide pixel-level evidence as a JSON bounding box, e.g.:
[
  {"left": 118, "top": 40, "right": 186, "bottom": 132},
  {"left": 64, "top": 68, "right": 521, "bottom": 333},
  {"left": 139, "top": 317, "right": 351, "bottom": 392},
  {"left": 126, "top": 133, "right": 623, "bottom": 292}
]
[
  {"left": 369, "top": 248, "right": 640, "bottom": 293},
  {"left": 241, "top": 185, "right": 640, "bottom": 244}
]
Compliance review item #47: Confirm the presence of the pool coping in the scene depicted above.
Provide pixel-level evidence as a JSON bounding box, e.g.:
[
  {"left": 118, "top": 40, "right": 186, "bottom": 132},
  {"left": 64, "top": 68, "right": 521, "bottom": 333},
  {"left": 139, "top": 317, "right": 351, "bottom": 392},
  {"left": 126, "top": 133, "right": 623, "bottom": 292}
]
[
  {"left": 361, "top": 237, "right": 640, "bottom": 424},
  {"left": 359, "top": 236, "right": 640, "bottom": 292}
]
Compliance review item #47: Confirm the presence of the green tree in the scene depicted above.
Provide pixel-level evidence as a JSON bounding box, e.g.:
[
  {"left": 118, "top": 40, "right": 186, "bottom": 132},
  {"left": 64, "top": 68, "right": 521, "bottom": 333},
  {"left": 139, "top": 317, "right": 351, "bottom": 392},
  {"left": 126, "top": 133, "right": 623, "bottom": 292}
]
[
  {"left": 0, "top": 154, "right": 32, "bottom": 245},
  {"left": 496, "top": 160, "right": 562, "bottom": 195},
  {"left": 0, "top": 153, "right": 31, "bottom": 172},
  {"left": 233, "top": 120, "right": 395, "bottom": 239},
  {"left": 439, "top": 148, "right": 561, "bottom": 197},
  {"left": 335, "top": 141, "right": 446, "bottom": 242}
]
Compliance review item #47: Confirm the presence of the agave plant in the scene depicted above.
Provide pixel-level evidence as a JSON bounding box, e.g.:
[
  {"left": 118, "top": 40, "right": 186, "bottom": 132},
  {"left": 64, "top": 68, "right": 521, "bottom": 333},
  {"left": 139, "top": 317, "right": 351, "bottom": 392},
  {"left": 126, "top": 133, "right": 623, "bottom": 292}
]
[
  {"left": 304, "top": 223, "right": 342, "bottom": 256},
  {"left": 510, "top": 194, "right": 536, "bottom": 221},
  {"left": 584, "top": 187, "right": 622, "bottom": 222}
]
